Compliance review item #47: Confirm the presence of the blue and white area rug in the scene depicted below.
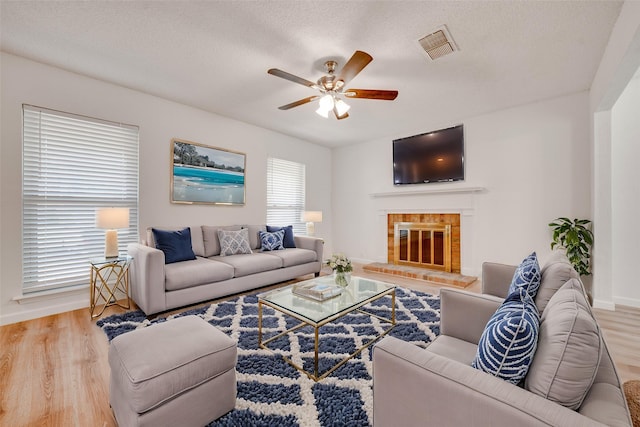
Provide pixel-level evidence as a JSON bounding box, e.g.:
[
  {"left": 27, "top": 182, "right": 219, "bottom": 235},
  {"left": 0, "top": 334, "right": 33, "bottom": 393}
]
[{"left": 97, "top": 287, "right": 440, "bottom": 426}]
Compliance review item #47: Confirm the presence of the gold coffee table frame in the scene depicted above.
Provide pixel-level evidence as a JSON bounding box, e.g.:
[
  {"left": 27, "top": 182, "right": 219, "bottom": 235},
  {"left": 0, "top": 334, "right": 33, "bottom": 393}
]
[{"left": 258, "top": 276, "right": 396, "bottom": 381}]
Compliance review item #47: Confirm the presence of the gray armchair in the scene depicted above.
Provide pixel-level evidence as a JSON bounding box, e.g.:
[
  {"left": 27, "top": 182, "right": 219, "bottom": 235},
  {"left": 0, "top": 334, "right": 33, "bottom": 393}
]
[{"left": 372, "top": 258, "right": 632, "bottom": 427}]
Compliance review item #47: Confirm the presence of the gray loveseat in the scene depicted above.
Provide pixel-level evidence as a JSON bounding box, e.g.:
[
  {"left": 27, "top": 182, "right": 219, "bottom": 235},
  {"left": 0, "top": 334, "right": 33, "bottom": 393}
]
[
  {"left": 127, "top": 225, "right": 323, "bottom": 315},
  {"left": 373, "top": 251, "right": 632, "bottom": 426}
]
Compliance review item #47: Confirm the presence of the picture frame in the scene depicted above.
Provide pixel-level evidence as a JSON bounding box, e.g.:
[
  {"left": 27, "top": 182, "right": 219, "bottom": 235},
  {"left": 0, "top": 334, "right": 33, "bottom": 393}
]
[{"left": 170, "top": 138, "right": 246, "bottom": 205}]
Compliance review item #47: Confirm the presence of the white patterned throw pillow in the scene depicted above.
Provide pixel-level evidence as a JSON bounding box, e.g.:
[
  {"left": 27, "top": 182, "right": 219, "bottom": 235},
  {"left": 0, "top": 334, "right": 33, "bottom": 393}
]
[
  {"left": 217, "top": 228, "right": 252, "bottom": 256},
  {"left": 259, "top": 230, "right": 285, "bottom": 251}
]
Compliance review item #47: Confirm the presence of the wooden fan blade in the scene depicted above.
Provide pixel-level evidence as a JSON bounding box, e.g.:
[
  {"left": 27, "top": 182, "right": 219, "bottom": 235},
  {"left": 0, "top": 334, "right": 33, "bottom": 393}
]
[
  {"left": 336, "top": 51, "right": 373, "bottom": 86},
  {"left": 278, "top": 96, "right": 319, "bottom": 110},
  {"left": 344, "top": 89, "right": 398, "bottom": 100},
  {"left": 333, "top": 108, "right": 349, "bottom": 120},
  {"left": 268, "top": 68, "right": 316, "bottom": 88}
]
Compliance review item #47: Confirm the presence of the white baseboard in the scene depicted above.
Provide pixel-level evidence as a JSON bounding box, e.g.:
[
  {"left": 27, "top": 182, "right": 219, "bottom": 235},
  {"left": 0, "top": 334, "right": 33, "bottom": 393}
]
[
  {"left": 0, "top": 300, "right": 89, "bottom": 326},
  {"left": 593, "top": 296, "right": 640, "bottom": 311},
  {"left": 613, "top": 295, "right": 640, "bottom": 309},
  {"left": 592, "top": 299, "right": 616, "bottom": 311},
  {"left": 352, "top": 257, "right": 376, "bottom": 265},
  {"left": 461, "top": 267, "right": 480, "bottom": 278}
]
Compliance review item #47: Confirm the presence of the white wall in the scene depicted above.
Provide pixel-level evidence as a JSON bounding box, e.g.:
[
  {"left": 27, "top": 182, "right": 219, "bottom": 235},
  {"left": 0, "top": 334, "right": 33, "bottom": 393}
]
[
  {"left": 590, "top": 1, "right": 640, "bottom": 309},
  {"left": 0, "top": 53, "right": 332, "bottom": 325},
  {"left": 611, "top": 73, "right": 640, "bottom": 307},
  {"left": 331, "top": 92, "right": 591, "bottom": 277}
]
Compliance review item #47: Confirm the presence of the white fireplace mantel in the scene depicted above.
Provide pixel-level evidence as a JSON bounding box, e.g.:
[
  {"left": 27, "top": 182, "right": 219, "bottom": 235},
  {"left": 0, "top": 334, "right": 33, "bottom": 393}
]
[{"left": 370, "top": 186, "right": 485, "bottom": 198}]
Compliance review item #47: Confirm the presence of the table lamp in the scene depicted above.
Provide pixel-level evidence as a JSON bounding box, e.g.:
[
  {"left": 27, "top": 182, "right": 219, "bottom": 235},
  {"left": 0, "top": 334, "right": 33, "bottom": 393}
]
[
  {"left": 96, "top": 207, "right": 130, "bottom": 258},
  {"left": 301, "top": 211, "right": 323, "bottom": 237}
]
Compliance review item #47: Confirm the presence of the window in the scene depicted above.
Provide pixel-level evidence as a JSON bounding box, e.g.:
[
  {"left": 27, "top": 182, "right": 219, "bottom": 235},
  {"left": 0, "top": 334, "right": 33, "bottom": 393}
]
[
  {"left": 22, "top": 105, "right": 139, "bottom": 293},
  {"left": 266, "top": 157, "right": 305, "bottom": 235}
]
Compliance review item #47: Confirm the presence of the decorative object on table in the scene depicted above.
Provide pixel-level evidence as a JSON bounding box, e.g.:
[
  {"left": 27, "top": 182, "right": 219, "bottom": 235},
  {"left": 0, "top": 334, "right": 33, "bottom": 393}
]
[
  {"left": 97, "top": 287, "right": 440, "bottom": 427},
  {"left": 301, "top": 210, "right": 322, "bottom": 236},
  {"left": 325, "top": 253, "right": 353, "bottom": 287},
  {"left": 334, "top": 270, "right": 352, "bottom": 287},
  {"left": 171, "top": 138, "right": 246, "bottom": 205},
  {"left": 90, "top": 255, "right": 132, "bottom": 319},
  {"left": 96, "top": 207, "right": 130, "bottom": 258},
  {"left": 292, "top": 281, "right": 343, "bottom": 301}
]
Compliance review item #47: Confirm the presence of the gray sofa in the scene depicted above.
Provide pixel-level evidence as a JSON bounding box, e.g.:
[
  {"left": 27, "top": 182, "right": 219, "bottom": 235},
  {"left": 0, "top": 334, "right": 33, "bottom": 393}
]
[
  {"left": 373, "top": 251, "right": 632, "bottom": 426},
  {"left": 127, "top": 225, "right": 323, "bottom": 315}
]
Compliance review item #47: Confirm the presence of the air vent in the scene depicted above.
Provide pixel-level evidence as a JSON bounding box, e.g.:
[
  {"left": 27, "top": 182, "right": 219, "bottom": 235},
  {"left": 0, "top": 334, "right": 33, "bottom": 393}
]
[{"left": 418, "top": 25, "right": 458, "bottom": 60}]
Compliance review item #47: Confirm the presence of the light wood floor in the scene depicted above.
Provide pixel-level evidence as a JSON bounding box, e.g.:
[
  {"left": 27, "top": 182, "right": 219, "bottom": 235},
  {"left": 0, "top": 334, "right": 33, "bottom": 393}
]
[{"left": 1, "top": 267, "right": 638, "bottom": 426}]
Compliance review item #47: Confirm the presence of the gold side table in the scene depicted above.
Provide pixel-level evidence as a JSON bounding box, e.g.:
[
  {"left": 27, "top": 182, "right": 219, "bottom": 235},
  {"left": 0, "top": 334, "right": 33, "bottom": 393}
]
[{"left": 90, "top": 255, "right": 132, "bottom": 319}]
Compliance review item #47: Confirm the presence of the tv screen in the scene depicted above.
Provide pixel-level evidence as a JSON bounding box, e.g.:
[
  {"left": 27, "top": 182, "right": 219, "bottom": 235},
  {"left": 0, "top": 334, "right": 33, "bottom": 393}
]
[{"left": 393, "top": 124, "right": 464, "bottom": 185}]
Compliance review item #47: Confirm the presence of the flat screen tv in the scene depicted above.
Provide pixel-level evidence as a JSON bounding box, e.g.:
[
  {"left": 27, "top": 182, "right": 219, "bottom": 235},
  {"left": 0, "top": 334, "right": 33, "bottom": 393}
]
[{"left": 393, "top": 124, "right": 464, "bottom": 185}]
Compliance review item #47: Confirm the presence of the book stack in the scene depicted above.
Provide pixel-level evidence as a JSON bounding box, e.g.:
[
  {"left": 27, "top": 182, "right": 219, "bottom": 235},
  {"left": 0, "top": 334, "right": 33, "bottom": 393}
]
[{"left": 292, "top": 282, "right": 343, "bottom": 301}]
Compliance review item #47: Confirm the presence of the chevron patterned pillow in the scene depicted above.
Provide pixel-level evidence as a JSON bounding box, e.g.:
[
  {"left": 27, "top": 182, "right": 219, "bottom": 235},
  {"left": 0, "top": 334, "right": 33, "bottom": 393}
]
[{"left": 472, "top": 288, "right": 540, "bottom": 384}]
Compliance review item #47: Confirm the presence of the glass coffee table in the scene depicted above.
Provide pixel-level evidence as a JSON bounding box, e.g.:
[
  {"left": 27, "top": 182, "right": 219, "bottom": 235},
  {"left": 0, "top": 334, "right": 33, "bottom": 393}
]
[{"left": 258, "top": 275, "right": 396, "bottom": 381}]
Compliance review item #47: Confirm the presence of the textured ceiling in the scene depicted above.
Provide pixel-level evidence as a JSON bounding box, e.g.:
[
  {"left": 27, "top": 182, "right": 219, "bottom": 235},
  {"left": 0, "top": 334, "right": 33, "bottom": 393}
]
[{"left": 0, "top": 1, "right": 623, "bottom": 147}]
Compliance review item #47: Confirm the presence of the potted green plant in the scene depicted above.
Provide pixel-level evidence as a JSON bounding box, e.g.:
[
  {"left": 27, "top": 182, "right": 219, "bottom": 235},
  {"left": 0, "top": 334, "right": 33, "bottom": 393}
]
[
  {"left": 548, "top": 217, "right": 593, "bottom": 275},
  {"left": 549, "top": 217, "right": 594, "bottom": 303}
]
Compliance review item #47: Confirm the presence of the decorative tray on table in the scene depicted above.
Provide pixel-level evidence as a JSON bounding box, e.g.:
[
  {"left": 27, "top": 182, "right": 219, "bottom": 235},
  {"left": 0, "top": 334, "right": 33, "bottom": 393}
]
[{"left": 292, "top": 282, "right": 343, "bottom": 301}]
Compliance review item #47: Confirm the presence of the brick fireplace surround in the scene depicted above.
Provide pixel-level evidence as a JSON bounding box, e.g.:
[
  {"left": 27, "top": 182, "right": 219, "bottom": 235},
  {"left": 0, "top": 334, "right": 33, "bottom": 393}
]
[
  {"left": 387, "top": 213, "right": 461, "bottom": 273},
  {"left": 362, "top": 212, "right": 476, "bottom": 287}
]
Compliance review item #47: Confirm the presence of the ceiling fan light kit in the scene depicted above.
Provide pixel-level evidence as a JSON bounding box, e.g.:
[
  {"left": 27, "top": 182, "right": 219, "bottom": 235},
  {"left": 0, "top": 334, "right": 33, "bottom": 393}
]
[
  {"left": 316, "top": 94, "right": 335, "bottom": 117},
  {"left": 334, "top": 98, "right": 350, "bottom": 116},
  {"left": 315, "top": 94, "right": 351, "bottom": 119},
  {"left": 268, "top": 50, "right": 398, "bottom": 120},
  {"left": 315, "top": 106, "right": 330, "bottom": 118}
]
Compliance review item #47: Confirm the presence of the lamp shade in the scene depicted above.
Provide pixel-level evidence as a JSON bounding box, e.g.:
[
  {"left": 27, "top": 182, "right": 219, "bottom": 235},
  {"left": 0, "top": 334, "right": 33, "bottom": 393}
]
[
  {"left": 334, "top": 99, "right": 350, "bottom": 117},
  {"left": 318, "top": 94, "right": 334, "bottom": 111},
  {"left": 315, "top": 107, "right": 330, "bottom": 118},
  {"left": 302, "top": 211, "right": 323, "bottom": 223},
  {"left": 96, "top": 207, "right": 130, "bottom": 229},
  {"left": 315, "top": 95, "right": 335, "bottom": 118}
]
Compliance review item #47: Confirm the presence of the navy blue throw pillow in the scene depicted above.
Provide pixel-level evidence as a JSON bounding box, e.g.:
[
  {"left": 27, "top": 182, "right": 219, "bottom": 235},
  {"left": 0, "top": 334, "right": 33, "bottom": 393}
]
[
  {"left": 508, "top": 252, "right": 541, "bottom": 299},
  {"left": 472, "top": 288, "right": 540, "bottom": 384},
  {"left": 152, "top": 227, "right": 196, "bottom": 264},
  {"left": 266, "top": 225, "right": 296, "bottom": 248},
  {"left": 259, "top": 229, "right": 285, "bottom": 251}
]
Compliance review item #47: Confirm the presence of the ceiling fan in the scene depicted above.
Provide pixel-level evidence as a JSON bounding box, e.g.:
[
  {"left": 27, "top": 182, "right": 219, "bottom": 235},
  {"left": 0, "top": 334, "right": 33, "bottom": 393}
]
[{"left": 267, "top": 50, "right": 398, "bottom": 120}]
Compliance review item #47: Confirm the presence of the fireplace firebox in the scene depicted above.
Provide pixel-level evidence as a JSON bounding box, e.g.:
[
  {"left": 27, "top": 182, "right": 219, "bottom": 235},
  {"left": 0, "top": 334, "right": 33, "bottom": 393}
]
[
  {"left": 387, "top": 213, "right": 461, "bottom": 274},
  {"left": 394, "top": 222, "right": 452, "bottom": 272}
]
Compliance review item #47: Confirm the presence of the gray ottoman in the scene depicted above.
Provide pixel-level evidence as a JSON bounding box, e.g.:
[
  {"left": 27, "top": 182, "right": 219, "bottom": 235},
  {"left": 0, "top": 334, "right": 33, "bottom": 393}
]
[{"left": 108, "top": 315, "right": 237, "bottom": 427}]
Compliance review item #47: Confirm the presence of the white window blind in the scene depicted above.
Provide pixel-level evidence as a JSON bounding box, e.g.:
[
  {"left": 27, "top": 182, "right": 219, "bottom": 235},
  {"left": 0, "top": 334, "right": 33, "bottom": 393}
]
[
  {"left": 266, "top": 157, "right": 306, "bottom": 235},
  {"left": 22, "top": 105, "right": 139, "bottom": 293}
]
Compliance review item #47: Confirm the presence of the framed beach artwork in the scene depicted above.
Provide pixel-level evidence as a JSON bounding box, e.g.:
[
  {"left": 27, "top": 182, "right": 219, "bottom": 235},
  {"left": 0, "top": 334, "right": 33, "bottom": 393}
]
[{"left": 170, "top": 139, "right": 246, "bottom": 205}]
